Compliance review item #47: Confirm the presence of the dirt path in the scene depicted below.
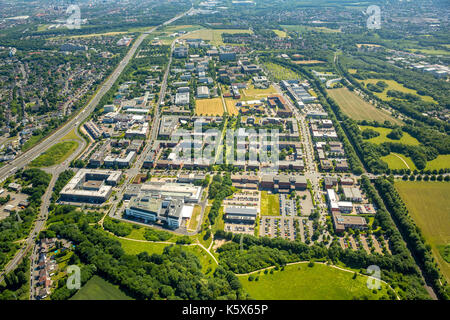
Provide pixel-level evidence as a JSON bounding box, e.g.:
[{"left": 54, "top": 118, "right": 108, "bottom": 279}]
[{"left": 392, "top": 153, "right": 410, "bottom": 169}]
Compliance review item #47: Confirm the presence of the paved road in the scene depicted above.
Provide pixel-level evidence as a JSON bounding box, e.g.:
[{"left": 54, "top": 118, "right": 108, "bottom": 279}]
[
  {"left": 0, "top": 7, "right": 193, "bottom": 184},
  {"left": 0, "top": 7, "right": 194, "bottom": 286}
]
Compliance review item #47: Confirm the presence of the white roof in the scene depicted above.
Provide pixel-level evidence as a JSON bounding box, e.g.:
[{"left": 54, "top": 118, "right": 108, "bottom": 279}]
[{"left": 181, "top": 205, "right": 194, "bottom": 218}]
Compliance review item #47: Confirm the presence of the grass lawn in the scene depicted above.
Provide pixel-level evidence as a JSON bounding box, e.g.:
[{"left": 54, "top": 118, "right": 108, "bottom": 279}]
[
  {"left": 181, "top": 29, "right": 253, "bottom": 46},
  {"left": 195, "top": 98, "right": 225, "bottom": 116},
  {"left": 71, "top": 275, "right": 133, "bottom": 300},
  {"left": 425, "top": 155, "right": 450, "bottom": 170},
  {"left": 119, "top": 238, "right": 168, "bottom": 255},
  {"left": 238, "top": 263, "right": 390, "bottom": 300},
  {"left": 327, "top": 88, "right": 401, "bottom": 124},
  {"left": 260, "top": 191, "right": 280, "bottom": 216},
  {"left": 30, "top": 141, "right": 78, "bottom": 167},
  {"left": 395, "top": 181, "right": 450, "bottom": 282},
  {"left": 359, "top": 125, "right": 420, "bottom": 145},
  {"left": 358, "top": 79, "right": 437, "bottom": 104},
  {"left": 188, "top": 205, "right": 202, "bottom": 231},
  {"left": 380, "top": 153, "right": 417, "bottom": 171},
  {"left": 60, "top": 128, "right": 80, "bottom": 142}
]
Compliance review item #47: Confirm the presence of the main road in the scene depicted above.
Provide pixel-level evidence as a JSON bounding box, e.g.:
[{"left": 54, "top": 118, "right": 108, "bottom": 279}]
[
  {"left": 0, "top": 6, "right": 194, "bottom": 285},
  {"left": 0, "top": 7, "right": 193, "bottom": 184}
]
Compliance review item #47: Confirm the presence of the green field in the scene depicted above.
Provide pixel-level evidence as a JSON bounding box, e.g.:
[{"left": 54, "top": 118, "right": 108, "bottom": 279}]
[
  {"left": 359, "top": 79, "right": 437, "bottom": 104},
  {"left": 327, "top": 88, "right": 401, "bottom": 124},
  {"left": 281, "top": 25, "right": 340, "bottom": 33},
  {"left": 181, "top": 28, "right": 252, "bottom": 46},
  {"left": 425, "top": 155, "right": 450, "bottom": 170},
  {"left": 263, "top": 62, "right": 301, "bottom": 82},
  {"left": 119, "top": 238, "right": 216, "bottom": 273},
  {"left": 71, "top": 275, "right": 133, "bottom": 300},
  {"left": 238, "top": 263, "right": 391, "bottom": 300},
  {"left": 260, "top": 191, "right": 280, "bottom": 216},
  {"left": 380, "top": 153, "right": 417, "bottom": 171},
  {"left": 30, "top": 141, "right": 78, "bottom": 167},
  {"left": 395, "top": 181, "right": 450, "bottom": 282},
  {"left": 359, "top": 126, "right": 420, "bottom": 145}
]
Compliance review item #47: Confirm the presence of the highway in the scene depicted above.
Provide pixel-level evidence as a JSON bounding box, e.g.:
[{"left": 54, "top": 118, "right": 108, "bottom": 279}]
[
  {"left": 0, "top": 7, "right": 193, "bottom": 286},
  {"left": 0, "top": 7, "right": 193, "bottom": 183}
]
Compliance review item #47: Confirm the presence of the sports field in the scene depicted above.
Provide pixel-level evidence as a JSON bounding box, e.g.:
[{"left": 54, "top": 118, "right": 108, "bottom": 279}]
[
  {"left": 195, "top": 98, "right": 225, "bottom": 116},
  {"left": 71, "top": 275, "right": 133, "bottom": 300},
  {"left": 181, "top": 29, "right": 253, "bottom": 46},
  {"left": 359, "top": 126, "right": 420, "bottom": 145},
  {"left": 238, "top": 263, "right": 391, "bottom": 300},
  {"left": 359, "top": 79, "right": 436, "bottom": 104},
  {"left": 30, "top": 141, "right": 78, "bottom": 167},
  {"left": 395, "top": 181, "right": 450, "bottom": 282},
  {"left": 260, "top": 191, "right": 280, "bottom": 216},
  {"left": 328, "top": 88, "right": 401, "bottom": 124},
  {"left": 380, "top": 153, "right": 416, "bottom": 170}
]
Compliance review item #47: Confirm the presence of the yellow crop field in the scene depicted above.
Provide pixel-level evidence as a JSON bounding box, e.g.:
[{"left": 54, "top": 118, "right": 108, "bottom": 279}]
[
  {"left": 224, "top": 99, "right": 239, "bottom": 115},
  {"left": 195, "top": 98, "right": 225, "bottom": 116}
]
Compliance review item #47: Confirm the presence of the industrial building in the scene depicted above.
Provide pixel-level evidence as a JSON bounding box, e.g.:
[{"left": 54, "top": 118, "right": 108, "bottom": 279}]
[{"left": 59, "top": 169, "right": 121, "bottom": 204}]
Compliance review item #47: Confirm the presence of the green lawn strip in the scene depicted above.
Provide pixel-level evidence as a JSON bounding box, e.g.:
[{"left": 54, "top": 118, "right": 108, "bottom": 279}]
[{"left": 260, "top": 191, "right": 280, "bottom": 216}]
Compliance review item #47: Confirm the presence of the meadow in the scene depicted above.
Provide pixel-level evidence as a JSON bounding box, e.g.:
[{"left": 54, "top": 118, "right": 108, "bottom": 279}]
[
  {"left": 328, "top": 88, "right": 401, "bottom": 124},
  {"left": 263, "top": 62, "right": 301, "bottom": 82},
  {"left": 30, "top": 141, "right": 78, "bottom": 167},
  {"left": 260, "top": 191, "right": 280, "bottom": 216},
  {"left": 395, "top": 181, "right": 450, "bottom": 282},
  {"left": 359, "top": 126, "right": 420, "bottom": 145},
  {"left": 380, "top": 153, "right": 416, "bottom": 170},
  {"left": 238, "top": 263, "right": 390, "bottom": 300},
  {"left": 224, "top": 98, "right": 239, "bottom": 115},
  {"left": 71, "top": 275, "right": 133, "bottom": 300},
  {"left": 359, "top": 79, "right": 437, "bottom": 104},
  {"left": 425, "top": 155, "right": 450, "bottom": 170}
]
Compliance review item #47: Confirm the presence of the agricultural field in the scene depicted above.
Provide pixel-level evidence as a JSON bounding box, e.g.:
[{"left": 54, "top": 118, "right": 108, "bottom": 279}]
[
  {"left": 359, "top": 126, "right": 420, "bottom": 145},
  {"left": 263, "top": 62, "right": 301, "bottom": 82},
  {"left": 380, "top": 153, "right": 417, "bottom": 171},
  {"left": 195, "top": 98, "right": 225, "bottom": 116},
  {"left": 292, "top": 60, "right": 325, "bottom": 65},
  {"left": 358, "top": 79, "right": 437, "bottom": 104},
  {"left": 328, "top": 88, "right": 401, "bottom": 124},
  {"left": 395, "top": 181, "right": 450, "bottom": 282},
  {"left": 272, "top": 29, "right": 287, "bottom": 38},
  {"left": 240, "top": 85, "right": 278, "bottom": 101},
  {"left": 260, "top": 191, "right": 280, "bottom": 216},
  {"left": 181, "top": 29, "right": 253, "bottom": 46},
  {"left": 238, "top": 263, "right": 391, "bottom": 300},
  {"left": 281, "top": 25, "right": 341, "bottom": 33},
  {"left": 425, "top": 155, "right": 450, "bottom": 171},
  {"left": 224, "top": 98, "right": 239, "bottom": 115},
  {"left": 30, "top": 141, "right": 78, "bottom": 167},
  {"left": 70, "top": 275, "right": 133, "bottom": 300}
]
